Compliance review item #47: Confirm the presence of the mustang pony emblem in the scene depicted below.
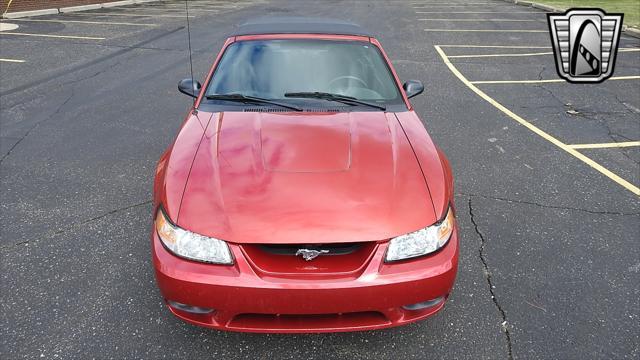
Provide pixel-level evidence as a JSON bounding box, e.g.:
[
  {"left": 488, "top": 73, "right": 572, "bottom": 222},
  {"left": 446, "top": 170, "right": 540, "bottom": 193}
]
[{"left": 295, "top": 249, "right": 329, "bottom": 261}]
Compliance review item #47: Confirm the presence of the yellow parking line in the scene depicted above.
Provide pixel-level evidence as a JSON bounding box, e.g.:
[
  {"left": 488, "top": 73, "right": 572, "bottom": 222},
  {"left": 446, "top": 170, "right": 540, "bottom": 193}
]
[
  {"left": 0, "top": 32, "right": 105, "bottom": 40},
  {"left": 7, "top": 18, "right": 156, "bottom": 26},
  {"left": 568, "top": 141, "right": 640, "bottom": 150},
  {"left": 419, "top": 18, "right": 539, "bottom": 21},
  {"left": 448, "top": 48, "right": 639, "bottom": 58},
  {"left": 425, "top": 28, "right": 547, "bottom": 32},
  {"left": 471, "top": 76, "right": 640, "bottom": 84},
  {"left": 434, "top": 45, "right": 640, "bottom": 195},
  {"left": 66, "top": 12, "right": 193, "bottom": 18},
  {"left": 439, "top": 44, "right": 551, "bottom": 48},
  {"left": 2, "top": 0, "right": 13, "bottom": 15},
  {"left": 0, "top": 58, "right": 24, "bottom": 63},
  {"left": 449, "top": 52, "right": 552, "bottom": 58}
]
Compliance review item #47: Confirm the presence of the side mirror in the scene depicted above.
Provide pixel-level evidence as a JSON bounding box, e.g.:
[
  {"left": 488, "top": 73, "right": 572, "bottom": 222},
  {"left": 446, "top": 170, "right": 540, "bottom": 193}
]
[
  {"left": 403, "top": 80, "right": 424, "bottom": 99},
  {"left": 178, "top": 78, "right": 202, "bottom": 98}
]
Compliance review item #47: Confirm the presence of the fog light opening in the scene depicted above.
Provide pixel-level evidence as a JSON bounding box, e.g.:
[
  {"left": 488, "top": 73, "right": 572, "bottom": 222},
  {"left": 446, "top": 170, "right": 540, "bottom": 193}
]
[
  {"left": 168, "top": 300, "right": 214, "bottom": 314},
  {"left": 402, "top": 296, "right": 445, "bottom": 311}
]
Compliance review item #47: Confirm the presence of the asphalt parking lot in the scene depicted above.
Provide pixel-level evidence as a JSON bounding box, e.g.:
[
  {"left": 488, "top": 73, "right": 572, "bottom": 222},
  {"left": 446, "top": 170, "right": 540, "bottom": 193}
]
[{"left": 1, "top": 0, "right": 639, "bottom": 358}]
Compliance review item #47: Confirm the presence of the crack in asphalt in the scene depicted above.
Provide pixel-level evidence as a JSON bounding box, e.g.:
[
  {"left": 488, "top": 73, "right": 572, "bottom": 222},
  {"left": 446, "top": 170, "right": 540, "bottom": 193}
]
[
  {"left": 0, "top": 26, "right": 185, "bottom": 98},
  {"left": 538, "top": 83, "right": 565, "bottom": 106},
  {"left": 0, "top": 89, "right": 74, "bottom": 166},
  {"left": 567, "top": 110, "right": 639, "bottom": 165},
  {"left": 611, "top": 90, "right": 640, "bottom": 116},
  {"left": 57, "top": 199, "right": 153, "bottom": 235},
  {"left": 61, "top": 59, "right": 124, "bottom": 88},
  {"left": 572, "top": 109, "right": 634, "bottom": 142},
  {"left": 1, "top": 199, "right": 152, "bottom": 252},
  {"left": 460, "top": 192, "right": 640, "bottom": 216},
  {"left": 468, "top": 198, "right": 514, "bottom": 360},
  {"left": 535, "top": 66, "right": 566, "bottom": 109},
  {"left": 531, "top": 70, "right": 638, "bottom": 165},
  {"left": 3, "top": 39, "right": 190, "bottom": 53},
  {"left": 1, "top": 58, "right": 124, "bottom": 164}
]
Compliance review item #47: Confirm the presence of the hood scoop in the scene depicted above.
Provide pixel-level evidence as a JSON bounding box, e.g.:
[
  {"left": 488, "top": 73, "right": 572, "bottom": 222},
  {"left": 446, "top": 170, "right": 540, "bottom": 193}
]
[{"left": 260, "top": 113, "right": 351, "bottom": 173}]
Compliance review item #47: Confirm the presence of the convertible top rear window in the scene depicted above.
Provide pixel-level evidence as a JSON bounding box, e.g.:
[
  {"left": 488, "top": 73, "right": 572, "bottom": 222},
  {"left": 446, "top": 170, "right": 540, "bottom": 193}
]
[{"left": 204, "top": 39, "right": 403, "bottom": 106}]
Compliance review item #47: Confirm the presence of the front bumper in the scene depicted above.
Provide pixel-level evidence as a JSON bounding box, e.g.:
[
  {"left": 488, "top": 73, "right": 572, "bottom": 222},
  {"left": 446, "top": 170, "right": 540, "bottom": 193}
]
[{"left": 152, "top": 229, "right": 459, "bottom": 333}]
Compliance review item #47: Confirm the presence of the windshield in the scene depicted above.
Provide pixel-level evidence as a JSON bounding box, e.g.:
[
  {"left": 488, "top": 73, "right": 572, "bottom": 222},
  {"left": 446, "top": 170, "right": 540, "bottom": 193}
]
[{"left": 204, "top": 39, "right": 402, "bottom": 106}]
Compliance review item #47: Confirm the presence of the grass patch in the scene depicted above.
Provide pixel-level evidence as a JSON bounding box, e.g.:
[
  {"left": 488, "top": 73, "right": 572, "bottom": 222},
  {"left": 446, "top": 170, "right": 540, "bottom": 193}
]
[{"left": 534, "top": 0, "right": 639, "bottom": 27}]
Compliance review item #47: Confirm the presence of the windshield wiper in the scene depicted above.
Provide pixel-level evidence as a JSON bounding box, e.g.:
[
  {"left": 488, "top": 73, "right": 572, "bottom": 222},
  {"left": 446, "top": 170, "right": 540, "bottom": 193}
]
[
  {"left": 284, "top": 92, "right": 386, "bottom": 111},
  {"left": 205, "top": 93, "right": 302, "bottom": 111}
]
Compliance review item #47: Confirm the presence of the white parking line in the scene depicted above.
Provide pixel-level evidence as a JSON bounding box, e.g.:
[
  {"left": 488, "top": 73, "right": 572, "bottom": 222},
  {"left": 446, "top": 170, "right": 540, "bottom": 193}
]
[
  {"left": 122, "top": 7, "right": 220, "bottom": 13},
  {"left": 154, "top": 3, "right": 237, "bottom": 9},
  {"left": 0, "top": 58, "right": 25, "bottom": 63},
  {"left": 159, "top": 3, "right": 237, "bottom": 7},
  {"left": 0, "top": 32, "right": 105, "bottom": 40},
  {"left": 7, "top": 18, "right": 157, "bottom": 26},
  {"left": 66, "top": 12, "right": 193, "bottom": 18},
  {"left": 162, "top": 1, "right": 239, "bottom": 5}
]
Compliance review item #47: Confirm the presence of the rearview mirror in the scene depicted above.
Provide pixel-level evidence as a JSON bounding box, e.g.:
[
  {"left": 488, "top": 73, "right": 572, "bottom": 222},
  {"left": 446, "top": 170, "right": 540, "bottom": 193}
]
[
  {"left": 403, "top": 80, "right": 424, "bottom": 99},
  {"left": 178, "top": 78, "right": 202, "bottom": 98}
]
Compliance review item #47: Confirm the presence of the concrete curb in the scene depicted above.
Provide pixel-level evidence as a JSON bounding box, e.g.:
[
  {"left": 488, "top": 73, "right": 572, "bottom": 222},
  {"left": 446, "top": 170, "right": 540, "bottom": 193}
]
[
  {"left": 1, "top": 0, "right": 161, "bottom": 19},
  {"left": 502, "top": 0, "right": 640, "bottom": 39},
  {"left": 530, "top": 3, "right": 561, "bottom": 13},
  {"left": 503, "top": 0, "right": 562, "bottom": 12},
  {"left": 101, "top": 0, "right": 135, "bottom": 8},
  {"left": 622, "top": 25, "right": 640, "bottom": 39},
  {"left": 2, "top": 8, "right": 59, "bottom": 18},
  {"left": 60, "top": 4, "right": 103, "bottom": 13}
]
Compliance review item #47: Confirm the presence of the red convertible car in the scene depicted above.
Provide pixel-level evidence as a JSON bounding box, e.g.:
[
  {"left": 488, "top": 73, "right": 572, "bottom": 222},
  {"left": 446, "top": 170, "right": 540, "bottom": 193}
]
[{"left": 152, "top": 18, "right": 458, "bottom": 333}]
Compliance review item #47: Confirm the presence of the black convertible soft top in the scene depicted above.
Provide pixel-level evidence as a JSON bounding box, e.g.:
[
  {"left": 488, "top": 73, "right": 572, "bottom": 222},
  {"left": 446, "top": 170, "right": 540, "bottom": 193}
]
[{"left": 232, "top": 17, "right": 373, "bottom": 37}]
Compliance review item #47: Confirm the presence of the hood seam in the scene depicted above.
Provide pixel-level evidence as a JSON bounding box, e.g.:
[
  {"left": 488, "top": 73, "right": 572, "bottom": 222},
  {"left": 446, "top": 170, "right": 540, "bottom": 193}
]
[
  {"left": 176, "top": 111, "right": 214, "bottom": 222},
  {"left": 392, "top": 113, "right": 437, "bottom": 215}
]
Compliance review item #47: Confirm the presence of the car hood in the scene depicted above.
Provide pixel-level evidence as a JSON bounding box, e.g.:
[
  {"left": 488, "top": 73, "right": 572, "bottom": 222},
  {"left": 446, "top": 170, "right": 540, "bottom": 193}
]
[{"left": 177, "top": 111, "right": 437, "bottom": 244}]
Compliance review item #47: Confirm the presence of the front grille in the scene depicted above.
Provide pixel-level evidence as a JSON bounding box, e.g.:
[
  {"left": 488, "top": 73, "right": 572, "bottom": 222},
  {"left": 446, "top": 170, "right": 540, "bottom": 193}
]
[
  {"left": 258, "top": 243, "right": 363, "bottom": 256},
  {"left": 241, "top": 242, "right": 377, "bottom": 277}
]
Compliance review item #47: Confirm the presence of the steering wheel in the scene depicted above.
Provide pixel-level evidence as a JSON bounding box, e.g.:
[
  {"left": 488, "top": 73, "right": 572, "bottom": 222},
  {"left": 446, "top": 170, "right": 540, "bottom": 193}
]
[{"left": 328, "top": 75, "right": 368, "bottom": 90}]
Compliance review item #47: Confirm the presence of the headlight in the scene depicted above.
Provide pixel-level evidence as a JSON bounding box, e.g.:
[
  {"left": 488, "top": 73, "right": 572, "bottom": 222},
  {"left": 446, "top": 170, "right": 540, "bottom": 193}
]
[
  {"left": 385, "top": 206, "right": 455, "bottom": 262},
  {"left": 155, "top": 208, "right": 233, "bottom": 264}
]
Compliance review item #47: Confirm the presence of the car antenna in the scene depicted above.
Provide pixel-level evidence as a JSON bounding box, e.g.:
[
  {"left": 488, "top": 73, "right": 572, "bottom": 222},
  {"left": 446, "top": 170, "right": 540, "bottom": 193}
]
[{"left": 184, "top": 0, "right": 196, "bottom": 108}]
